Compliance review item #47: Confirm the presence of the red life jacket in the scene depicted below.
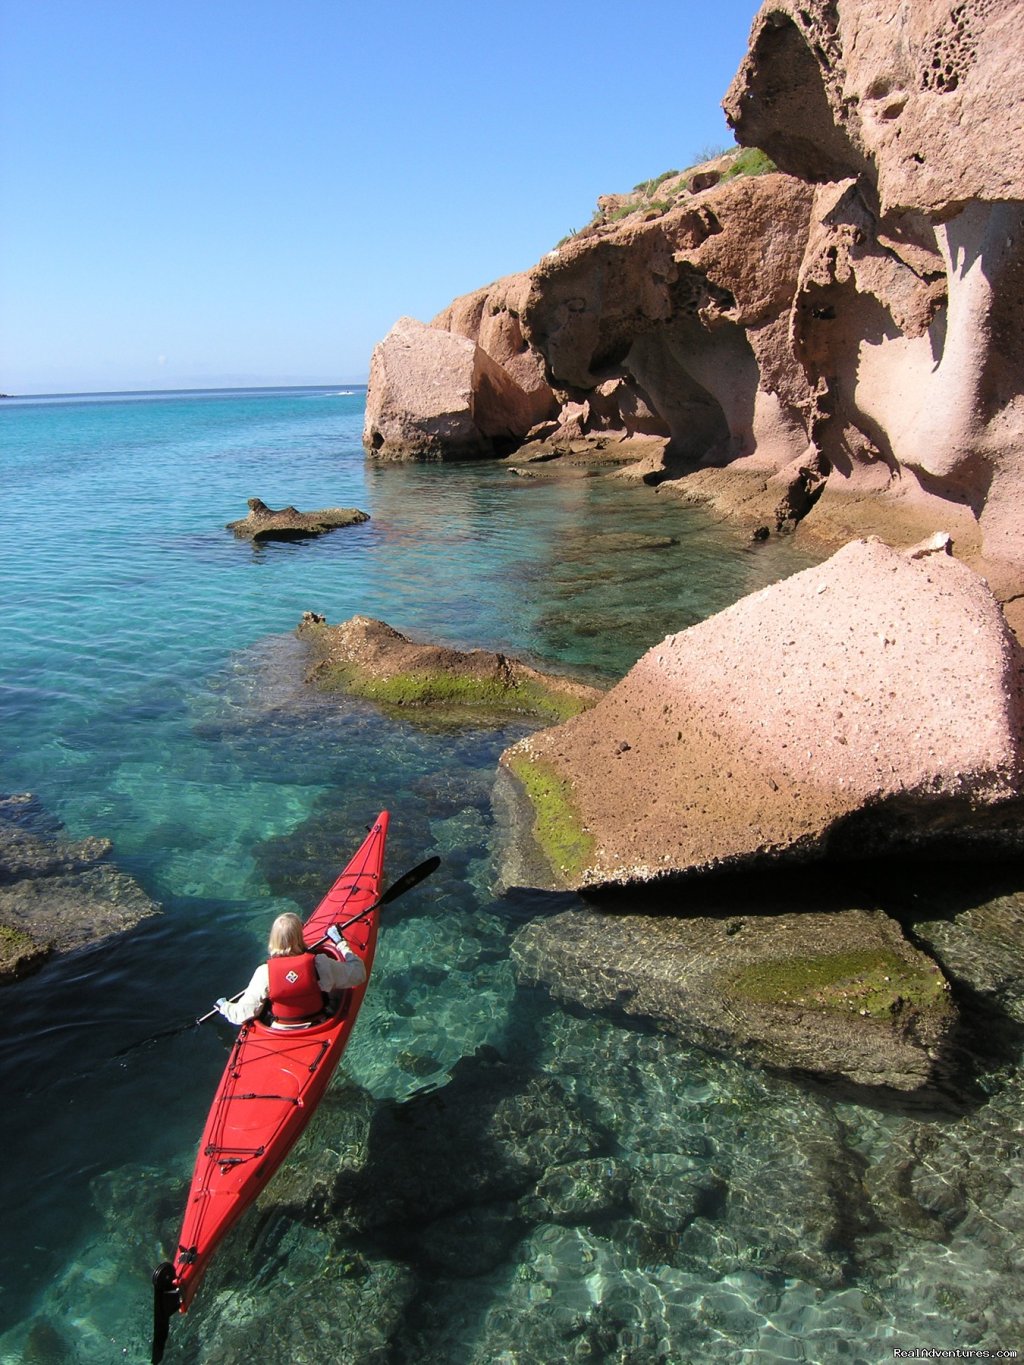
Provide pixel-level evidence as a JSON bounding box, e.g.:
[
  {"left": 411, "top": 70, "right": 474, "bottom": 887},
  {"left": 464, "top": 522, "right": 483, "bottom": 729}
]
[{"left": 267, "top": 952, "right": 325, "bottom": 1021}]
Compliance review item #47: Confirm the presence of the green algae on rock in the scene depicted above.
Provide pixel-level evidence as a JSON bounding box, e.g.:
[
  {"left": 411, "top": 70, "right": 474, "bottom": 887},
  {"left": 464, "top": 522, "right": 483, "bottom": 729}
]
[
  {"left": 727, "top": 948, "right": 950, "bottom": 1021},
  {"left": 503, "top": 748, "right": 596, "bottom": 885},
  {"left": 0, "top": 922, "right": 51, "bottom": 984},
  {"left": 297, "top": 613, "right": 603, "bottom": 725},
  {"left": 511, "top": 902, "right": 956, "bottom": 1092}
]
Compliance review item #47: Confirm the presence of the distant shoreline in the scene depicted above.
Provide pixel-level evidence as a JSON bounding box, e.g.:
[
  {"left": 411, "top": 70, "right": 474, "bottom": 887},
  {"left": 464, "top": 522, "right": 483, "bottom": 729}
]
[{"left": 0, "top": 383, "right": 368, "bottom": 403}]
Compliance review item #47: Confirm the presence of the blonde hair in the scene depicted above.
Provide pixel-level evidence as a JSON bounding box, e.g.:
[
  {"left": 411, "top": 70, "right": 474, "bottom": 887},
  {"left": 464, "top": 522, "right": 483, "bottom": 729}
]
[{"left": 268, "top": 912, "right": 306, "bottom": 957}]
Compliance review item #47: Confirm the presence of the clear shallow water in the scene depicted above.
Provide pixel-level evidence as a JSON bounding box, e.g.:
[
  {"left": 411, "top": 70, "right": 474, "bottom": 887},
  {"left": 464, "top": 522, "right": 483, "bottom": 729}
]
[{"left": 1, "top": 389, "right": 1021, "bottom": 1363}]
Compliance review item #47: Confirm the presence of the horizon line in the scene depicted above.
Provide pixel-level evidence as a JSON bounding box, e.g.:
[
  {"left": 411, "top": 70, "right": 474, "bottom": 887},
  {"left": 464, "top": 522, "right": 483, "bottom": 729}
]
[{"left": 1, "top": 382, "right": 369, "bottom": 400}]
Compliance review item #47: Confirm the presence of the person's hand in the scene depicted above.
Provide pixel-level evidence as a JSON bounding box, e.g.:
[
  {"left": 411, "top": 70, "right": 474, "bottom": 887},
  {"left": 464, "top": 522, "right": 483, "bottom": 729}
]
[
  {"left": 328, "top": 926, "right": 355, "bottom": 957},
  {"left": 216, "top": 997, "right": 228, "bottom": 1013}
]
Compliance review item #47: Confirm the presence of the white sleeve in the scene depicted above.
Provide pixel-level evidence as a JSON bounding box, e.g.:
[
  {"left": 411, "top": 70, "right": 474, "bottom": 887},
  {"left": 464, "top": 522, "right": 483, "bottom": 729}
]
[
  {"left": 316, "top": 951, "right": 366, "bottom": 992},
  {"left": 219, "top": 963, "right": 270, "bottom": 1024}
]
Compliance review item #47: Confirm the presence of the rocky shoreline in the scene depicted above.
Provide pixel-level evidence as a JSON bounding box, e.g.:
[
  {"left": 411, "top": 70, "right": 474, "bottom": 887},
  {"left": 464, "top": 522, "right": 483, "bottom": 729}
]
[
  {"left": 359, "top": 0, "right": 1024, "bottom": 642},
  {"left": 347, "top": 0, "right": 1024, "bottom": 1098}
]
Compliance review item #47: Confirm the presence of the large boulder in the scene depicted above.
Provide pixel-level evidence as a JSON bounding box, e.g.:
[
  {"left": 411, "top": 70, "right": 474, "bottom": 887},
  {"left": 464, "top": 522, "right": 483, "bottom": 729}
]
[
  {"left": 499, "top": 537, "right": 1024, "bottom": 891},
  {"left": 362, "top": 316, "right": 552, "bottom": 460},
  {"left": 432, "top": 271, "right": 556, "bottom": 421}
]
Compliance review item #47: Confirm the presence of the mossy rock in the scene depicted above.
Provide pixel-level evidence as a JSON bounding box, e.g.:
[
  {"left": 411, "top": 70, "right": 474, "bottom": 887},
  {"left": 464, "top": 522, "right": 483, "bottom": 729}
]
[
  {"left": 504, "top": 749, "right": 596, "bottom": 884},
  {"left": 726, "top": 948, "right": 950, "bottom": 1021},
  {"left": 0, "top": 922, "right": 52, "bottom": 983},
  {"left": 511, "top": 904, "right": 957, "bottom": 1091},
  {"left": 316, "top": 663, "right": 591, "bottom": 724},
  {"left": 298, "top": 614, "right": 603, "bottom": 726}
]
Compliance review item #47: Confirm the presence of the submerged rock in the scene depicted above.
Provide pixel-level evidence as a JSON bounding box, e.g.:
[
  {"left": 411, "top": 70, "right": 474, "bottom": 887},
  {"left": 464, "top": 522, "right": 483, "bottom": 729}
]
[
  {"left": 226, "top": 496, "right": 369, "bottom": 540},
  {"left": 850, "top": 855, "right": 1024, "bottom": 1034},
  {"left": 500, "top": 538, "right": 1024, "bottom": 891},
  {"left": 260, "top": 1049, "right": 606, "bottom": 1276},
  {"left": 511, "top": 899, "right": 955, "bottom": 1092},
  {"left": 0, "top": 923, "right": 51, "bottom": 982},
  {"left": 297, "top": 612, "right": 603, "bottom": 724},
  {"left": 0, "top": 794, "right": 159, "bottom": 984}
]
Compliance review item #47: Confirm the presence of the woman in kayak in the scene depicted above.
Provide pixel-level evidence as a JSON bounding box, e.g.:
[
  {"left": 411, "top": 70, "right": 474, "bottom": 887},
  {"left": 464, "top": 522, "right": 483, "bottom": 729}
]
[{"left": 216, "top": 912, "right": 366, "bottom": 1028}]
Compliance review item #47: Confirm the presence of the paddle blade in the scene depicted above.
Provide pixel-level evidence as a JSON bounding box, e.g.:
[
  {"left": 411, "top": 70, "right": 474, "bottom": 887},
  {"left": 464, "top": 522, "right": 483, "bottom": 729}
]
[
  {"left": 151, "top": 1261, "right": 180, "bottom": 1363},
  {"left": 378, "top": 855, "right": 441, "bottom": 907},
  {"left": 334, "top": 855, "right": 441, "bottom": 938}
]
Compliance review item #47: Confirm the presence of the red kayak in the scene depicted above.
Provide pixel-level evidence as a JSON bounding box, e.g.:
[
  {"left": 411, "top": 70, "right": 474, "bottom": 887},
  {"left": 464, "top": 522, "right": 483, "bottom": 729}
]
[{"left": 152, "top": 811, "right": 391, "bottom": 1362}]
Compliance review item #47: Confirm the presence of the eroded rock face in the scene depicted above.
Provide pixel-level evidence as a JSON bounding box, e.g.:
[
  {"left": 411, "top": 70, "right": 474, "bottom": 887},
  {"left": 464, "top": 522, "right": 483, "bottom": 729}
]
[
  {"left": 363, "top": 316, "right": 554, "bottom": 460},
  {"left": 500, "top": 538, "right": 1024, "bottom": 890},
  {"left": 725, "top": 1, "right": 1024, "bottom": 217},
  {"left": 297, "top": 612, "right": 603, "bottom": 723},
  {"left": 226, "top": 497, "right": 369, "bottom": 540},
  {"left": 524, "top": 172, "right": 818, "bottom": 473},
  {"left": 432, "top": 271, "right": 555, "bottom": 420},
  {"left": 719, "top": 0, "right": 1024, "bottom": 598},
  {"left": 512, "top": 902, "right": 955, "bottom": 1092},
  {"left": 365, "top": 0, "right": 1024, "bottom": 616}
]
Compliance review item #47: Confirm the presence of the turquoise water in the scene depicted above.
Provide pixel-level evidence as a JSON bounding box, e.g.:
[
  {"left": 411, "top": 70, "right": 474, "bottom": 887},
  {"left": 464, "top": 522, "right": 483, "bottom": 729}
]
[{"left": 1, "top": 389, "right": 1021, "bottom": 1362}]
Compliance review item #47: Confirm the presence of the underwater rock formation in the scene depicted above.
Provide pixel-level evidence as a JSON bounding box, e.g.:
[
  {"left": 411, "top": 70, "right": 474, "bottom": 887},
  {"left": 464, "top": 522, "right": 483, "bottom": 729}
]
[
  {"left": 297, "top": 612, "right": 603, "bottom": 723},
  {"left": 499, "top": 537, "right": 1024, "bottom": 890},
  {"left": 0, "top": 793, "right": 159, "bottom": 983},
  {"left": 226, "top": 497, "right": 369, "bottom": 540},
  {"left": 363, "top": 315, "right": 554, "bottom": 460},
  {"left": 511, "top": 902, "right": 954, "bottom": 1092}
]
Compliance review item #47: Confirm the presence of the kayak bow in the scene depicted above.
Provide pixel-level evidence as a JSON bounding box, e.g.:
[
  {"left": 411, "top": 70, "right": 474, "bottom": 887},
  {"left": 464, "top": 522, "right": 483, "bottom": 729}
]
[{"left": 151, "top": 811, "right": 389, "bottom": 1362}]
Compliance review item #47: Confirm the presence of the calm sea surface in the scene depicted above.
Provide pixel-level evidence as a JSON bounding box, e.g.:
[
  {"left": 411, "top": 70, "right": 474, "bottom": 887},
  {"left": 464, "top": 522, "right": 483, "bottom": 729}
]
[{"left": 1, "top": 388, "right": 1021, "bottom": 1362}]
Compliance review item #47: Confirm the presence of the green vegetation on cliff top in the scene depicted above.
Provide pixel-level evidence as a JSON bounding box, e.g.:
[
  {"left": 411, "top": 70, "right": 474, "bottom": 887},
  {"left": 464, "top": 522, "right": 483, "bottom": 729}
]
[
  {"left": 583, "top": 145, "right": 779, "bottom": 234},
  {"left": 719, "top": 146, "right": 777, "bottom": 181}
]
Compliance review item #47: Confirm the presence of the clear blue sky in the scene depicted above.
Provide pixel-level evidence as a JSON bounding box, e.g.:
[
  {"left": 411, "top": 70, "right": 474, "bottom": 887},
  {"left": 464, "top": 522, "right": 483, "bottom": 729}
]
[{"left": 1, "top": 0, "right": 760, "bottom": 394}]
